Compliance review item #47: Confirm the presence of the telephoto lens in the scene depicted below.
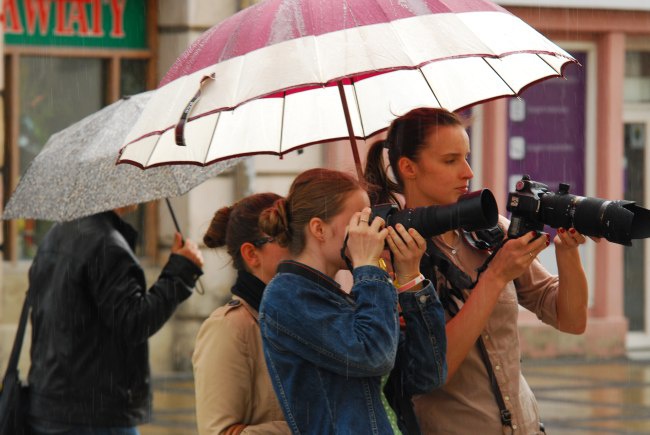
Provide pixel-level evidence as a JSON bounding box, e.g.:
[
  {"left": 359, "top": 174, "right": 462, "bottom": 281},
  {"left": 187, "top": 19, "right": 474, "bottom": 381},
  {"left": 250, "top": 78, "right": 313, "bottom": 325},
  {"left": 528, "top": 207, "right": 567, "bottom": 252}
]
[
  {"left": 507, "top": 175, "right": 650, "bottom": 245},
  {"left": 371, "top": 189, "right": 499, "bottom": 239}
]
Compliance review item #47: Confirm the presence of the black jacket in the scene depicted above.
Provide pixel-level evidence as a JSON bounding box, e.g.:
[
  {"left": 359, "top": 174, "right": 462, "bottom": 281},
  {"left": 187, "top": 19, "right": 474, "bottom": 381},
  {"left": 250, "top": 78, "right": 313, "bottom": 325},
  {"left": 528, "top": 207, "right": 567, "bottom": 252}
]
[{"left": 26, "top": 211, "right": 202, "bottom": 426}]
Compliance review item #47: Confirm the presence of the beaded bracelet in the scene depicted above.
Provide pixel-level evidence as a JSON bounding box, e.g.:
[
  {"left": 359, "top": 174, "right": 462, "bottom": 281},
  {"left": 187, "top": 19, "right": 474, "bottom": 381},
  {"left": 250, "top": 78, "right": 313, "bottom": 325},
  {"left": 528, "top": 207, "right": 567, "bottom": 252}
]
[{"left": 396, "top": 274, "right": 425, "bottom": 293}]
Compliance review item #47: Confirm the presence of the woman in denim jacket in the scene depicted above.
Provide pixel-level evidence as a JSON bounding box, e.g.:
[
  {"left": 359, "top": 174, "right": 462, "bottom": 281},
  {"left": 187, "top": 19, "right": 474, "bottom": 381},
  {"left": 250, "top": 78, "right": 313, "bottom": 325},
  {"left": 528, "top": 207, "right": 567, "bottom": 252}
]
[{"left": 258, "top": 168, "right": 446, "bottom": 435}]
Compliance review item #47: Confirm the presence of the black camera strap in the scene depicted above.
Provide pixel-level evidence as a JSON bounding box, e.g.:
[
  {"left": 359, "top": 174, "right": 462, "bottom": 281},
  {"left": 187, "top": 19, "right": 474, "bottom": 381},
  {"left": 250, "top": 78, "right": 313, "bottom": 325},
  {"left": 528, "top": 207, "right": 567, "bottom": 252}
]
[
  {"left": 422, "top": 239, "right": 514, "bottom": 432},
  {"left": 477, "top": 336, "right": 513, "bottom": 430},
  {"left": 340, "top": 233, "right": 355, "bottom": 273}
]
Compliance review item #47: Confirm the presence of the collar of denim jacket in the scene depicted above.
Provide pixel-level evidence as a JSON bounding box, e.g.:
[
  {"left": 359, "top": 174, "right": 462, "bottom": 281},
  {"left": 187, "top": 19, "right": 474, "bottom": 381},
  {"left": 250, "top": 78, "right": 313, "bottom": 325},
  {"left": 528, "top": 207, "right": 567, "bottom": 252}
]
[{"left": 277, "top": 260, "right": 347, "bottom": 298}]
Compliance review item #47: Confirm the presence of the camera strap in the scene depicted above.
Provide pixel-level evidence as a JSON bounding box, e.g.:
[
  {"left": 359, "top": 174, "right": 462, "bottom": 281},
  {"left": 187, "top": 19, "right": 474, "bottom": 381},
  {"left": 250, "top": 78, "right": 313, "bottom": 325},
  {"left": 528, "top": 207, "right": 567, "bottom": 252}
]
[
  {"left": 477, "top": 336, "right": 514, "bottom": 430},
  {"left": 422, "top": 238, "right": 514, "bottom": 432},
  {"left": 340, "top": 233, "right": 355, "bottom": 273}
]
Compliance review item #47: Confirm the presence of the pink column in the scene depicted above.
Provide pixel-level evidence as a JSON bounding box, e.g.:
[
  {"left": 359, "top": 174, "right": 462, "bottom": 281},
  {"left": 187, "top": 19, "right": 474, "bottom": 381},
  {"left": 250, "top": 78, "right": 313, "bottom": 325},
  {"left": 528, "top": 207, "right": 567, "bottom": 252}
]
[
  {"left": 593, "top": 32, "right": 625, "bottom": 319},
  {"left": 481, "top": 99, "right": 509, "bottom": 211}
]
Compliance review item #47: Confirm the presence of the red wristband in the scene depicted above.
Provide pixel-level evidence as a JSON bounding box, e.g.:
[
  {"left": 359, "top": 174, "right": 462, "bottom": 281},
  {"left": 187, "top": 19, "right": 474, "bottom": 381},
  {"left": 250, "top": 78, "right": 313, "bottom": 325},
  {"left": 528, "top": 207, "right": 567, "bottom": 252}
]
[{"left": 397, "top": 274, "right": 425, "bottom": 293}]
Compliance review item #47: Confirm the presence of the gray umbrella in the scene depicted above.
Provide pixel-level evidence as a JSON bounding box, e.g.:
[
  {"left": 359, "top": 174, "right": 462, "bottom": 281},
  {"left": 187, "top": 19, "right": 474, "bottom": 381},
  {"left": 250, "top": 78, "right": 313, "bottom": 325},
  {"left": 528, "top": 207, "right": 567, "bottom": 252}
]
[{"left": 3, "top": 91, "right": 243, "bottom": 221}]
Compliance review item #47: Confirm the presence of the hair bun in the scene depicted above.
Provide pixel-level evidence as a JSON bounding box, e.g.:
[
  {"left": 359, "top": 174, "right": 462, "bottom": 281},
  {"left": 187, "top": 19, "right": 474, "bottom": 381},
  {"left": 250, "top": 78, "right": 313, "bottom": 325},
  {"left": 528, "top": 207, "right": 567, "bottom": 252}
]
[
  {"left": 259, "top": 198, "right": 290, "bottom": 246},
  {"left": 203, "top": 205, "right": 232, "bottom": 248}
]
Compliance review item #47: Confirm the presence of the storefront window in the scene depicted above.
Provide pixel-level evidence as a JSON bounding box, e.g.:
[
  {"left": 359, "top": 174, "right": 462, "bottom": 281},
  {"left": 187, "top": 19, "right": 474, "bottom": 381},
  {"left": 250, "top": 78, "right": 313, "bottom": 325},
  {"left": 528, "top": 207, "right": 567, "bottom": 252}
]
[
  {"left": 3, "top": 0, "right": 154, "bottom": 261},
  {"left": 19, "top": 57, "right": 104, "bottom": 175},
  {"left": 17, "top": 57, "right": 104, "bottom": 258},
  {"left": 11, "top": 56, "right": 151, "bottom": 260},
  {"left": 121, "top": 59, "right": 148, "bottom": 96},
  {"left": 625, "top": 51, "right": 650, "bottom": 103},
  {"left": 119, "top": 59, "right": 149, "bottom": 257}
]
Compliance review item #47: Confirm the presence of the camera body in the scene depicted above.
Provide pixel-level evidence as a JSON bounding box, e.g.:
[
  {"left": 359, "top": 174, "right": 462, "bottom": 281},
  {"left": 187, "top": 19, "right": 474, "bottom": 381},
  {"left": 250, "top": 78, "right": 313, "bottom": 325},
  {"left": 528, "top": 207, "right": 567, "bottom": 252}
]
[
  {"left": 506, "top": 176, "right": 559, "bottom": 238},
  {"left": 507, "top": 175, "right": 650, "bottom": 246}
]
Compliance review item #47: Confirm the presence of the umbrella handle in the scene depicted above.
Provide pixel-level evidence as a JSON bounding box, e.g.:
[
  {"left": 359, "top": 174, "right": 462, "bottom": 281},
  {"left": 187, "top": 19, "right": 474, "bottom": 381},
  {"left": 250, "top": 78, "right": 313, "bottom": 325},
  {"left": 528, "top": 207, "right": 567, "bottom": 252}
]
[
  {"left": 175, "top": 73, "right": 216, "bottom": 147},
  {"left": 165, "top": 198, "right": 205, "bottom": 295}
]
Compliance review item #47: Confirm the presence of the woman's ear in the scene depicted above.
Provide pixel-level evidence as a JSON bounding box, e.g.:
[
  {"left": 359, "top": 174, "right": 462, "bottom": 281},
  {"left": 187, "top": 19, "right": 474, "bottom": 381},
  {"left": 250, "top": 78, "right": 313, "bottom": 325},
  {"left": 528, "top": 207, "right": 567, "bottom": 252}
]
[
  {"left": 308, "top": 217, "right": 326, "bottom": 242},
  {"left": 240, "top": 242, "right": 260, "bottom": 268},
  {"left": 398, "top": 156, "right": 417, "bottom": 180}
]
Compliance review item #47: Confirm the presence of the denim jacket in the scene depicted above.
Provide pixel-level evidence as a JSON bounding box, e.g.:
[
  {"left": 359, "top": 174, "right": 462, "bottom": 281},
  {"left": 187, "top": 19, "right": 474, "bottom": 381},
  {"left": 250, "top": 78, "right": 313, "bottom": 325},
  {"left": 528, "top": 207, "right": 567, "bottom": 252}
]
[{"left": 260, "top": 261, "right": 446, "bottom": 435}]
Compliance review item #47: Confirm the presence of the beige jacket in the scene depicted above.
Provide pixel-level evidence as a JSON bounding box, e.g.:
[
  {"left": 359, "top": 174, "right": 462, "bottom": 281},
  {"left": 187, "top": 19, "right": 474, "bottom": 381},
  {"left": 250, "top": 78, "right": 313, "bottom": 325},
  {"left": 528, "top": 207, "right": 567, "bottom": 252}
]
[{"left": 193, "top": 296, "right": 290, "bottom": 435}]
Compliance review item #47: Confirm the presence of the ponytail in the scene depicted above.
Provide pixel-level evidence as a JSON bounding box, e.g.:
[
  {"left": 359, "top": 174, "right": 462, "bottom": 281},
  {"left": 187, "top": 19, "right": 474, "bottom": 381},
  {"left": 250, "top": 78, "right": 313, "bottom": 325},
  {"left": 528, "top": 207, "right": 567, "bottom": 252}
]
[{"left": 364, "top": 140, "right": 403, "bottom": 206}]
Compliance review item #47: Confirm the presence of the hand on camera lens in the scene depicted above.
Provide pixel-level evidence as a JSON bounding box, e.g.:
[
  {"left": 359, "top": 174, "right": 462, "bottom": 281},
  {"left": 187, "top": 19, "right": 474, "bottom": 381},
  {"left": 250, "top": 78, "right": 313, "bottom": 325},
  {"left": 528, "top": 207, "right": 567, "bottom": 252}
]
[
  {"left": 347, "top": 207, "right": 388, "bottom": 268},
  {"left": 489, "top": 231, "right": 549, "bottom": 284},
  {"left": 554, "top": 227, "right": 590, "bottom": 251},
  {"left": 387, "top": 224, "right": 426, "bottom": 284}
]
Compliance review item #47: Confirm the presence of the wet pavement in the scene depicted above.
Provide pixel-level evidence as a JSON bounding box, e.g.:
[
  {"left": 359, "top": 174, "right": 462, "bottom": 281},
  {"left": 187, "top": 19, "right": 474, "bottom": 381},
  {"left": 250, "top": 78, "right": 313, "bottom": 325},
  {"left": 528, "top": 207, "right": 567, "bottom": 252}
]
[{"left": 140, "top": 357, "right": 650, "bottom": 435}]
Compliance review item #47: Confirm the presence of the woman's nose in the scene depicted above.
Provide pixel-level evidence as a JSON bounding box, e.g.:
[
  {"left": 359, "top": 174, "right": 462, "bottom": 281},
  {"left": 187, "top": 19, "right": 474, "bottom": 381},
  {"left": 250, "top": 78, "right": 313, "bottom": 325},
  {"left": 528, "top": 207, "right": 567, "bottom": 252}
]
[{"left": 462, "top": 159, "right": 474, "bottom": 179}]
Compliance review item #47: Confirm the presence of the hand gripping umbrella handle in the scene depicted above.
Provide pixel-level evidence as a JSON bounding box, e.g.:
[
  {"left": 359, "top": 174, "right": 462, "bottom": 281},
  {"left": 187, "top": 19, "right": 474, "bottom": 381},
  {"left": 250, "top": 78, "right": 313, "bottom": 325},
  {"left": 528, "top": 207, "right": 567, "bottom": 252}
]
[
  {"left": 165, "top": 198, "right": 205, "bottom": 295},
  {"left": 175, "top": 73, "right": 216, "bottom": 147}
]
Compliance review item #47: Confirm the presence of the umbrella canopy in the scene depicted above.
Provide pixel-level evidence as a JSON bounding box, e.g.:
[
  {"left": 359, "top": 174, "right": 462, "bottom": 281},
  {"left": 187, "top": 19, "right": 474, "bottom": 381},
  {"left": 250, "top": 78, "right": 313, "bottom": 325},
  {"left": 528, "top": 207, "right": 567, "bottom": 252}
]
[
  {"left": 118, "top": 0, "right": 576, "bottom": 174},
  {"left": 3, "top": 91, "right": 242, "bottom": 222}
]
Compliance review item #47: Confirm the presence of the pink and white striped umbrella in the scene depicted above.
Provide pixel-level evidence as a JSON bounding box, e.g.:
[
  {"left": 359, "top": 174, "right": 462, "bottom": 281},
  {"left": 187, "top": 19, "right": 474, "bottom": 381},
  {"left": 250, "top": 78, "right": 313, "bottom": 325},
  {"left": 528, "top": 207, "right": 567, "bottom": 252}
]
[{"left": 118, "top": 0, "right": 576, "bottom": 176}]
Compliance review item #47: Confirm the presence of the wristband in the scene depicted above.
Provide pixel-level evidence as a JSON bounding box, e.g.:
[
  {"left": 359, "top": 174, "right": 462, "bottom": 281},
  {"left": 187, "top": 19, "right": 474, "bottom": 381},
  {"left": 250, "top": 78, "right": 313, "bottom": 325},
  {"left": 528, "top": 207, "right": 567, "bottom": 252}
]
[{"left": 396, "top": 274, "right": 425, "bottom": 293}]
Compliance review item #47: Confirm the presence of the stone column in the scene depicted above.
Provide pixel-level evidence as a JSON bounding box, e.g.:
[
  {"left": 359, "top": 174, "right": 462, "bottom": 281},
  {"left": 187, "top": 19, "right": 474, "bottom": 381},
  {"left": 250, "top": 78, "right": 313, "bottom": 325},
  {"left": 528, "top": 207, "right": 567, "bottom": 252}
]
[
  {"left": 152, "top": 0, "right": 241, "bottom": 373},
  {"left": 586, "top": 31, "right": 628, "bottom": 357}
]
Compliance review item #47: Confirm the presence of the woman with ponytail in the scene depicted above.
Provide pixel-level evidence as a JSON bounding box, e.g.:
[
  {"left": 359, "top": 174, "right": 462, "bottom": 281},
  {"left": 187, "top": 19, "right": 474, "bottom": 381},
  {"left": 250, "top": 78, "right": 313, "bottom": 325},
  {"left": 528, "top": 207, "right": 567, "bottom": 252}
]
[
  {"left": 193, "top": 193, "right": 291, "bottom": 435},
  {"left": 258, "top": 168, "right": 446, "bottom": 435},
  {"left": 364, "top": 108, "right": 591, "bottom": 434}
]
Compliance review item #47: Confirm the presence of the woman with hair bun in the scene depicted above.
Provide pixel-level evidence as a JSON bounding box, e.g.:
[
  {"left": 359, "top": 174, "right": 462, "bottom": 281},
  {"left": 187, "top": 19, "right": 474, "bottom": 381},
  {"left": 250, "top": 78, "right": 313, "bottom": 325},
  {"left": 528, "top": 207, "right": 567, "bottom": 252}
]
[
  {"left": 193, "top": 192, "right": 291, "bottom": 435},
  {"left": 259, "top": 168, "right": 446, "bottom": 435}
]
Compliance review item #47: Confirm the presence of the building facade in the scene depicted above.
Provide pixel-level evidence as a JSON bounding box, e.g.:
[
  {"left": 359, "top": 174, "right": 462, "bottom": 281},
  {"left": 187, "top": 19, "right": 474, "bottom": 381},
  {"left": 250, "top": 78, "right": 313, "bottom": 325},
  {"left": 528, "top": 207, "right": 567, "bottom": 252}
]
[
  {"left": 0, "top": 0, "right": 649, "bottom": 375},
  {"left": 498, "top": 1, "right": 650, "bottom": 359}
]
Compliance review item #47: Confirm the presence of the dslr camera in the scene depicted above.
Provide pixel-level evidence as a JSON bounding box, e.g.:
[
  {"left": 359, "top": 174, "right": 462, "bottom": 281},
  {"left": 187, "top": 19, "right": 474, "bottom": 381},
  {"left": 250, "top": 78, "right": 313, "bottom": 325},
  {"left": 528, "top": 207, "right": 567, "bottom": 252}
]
[{"left": 507, "top": 175, "right": 650, "bottom": 246}]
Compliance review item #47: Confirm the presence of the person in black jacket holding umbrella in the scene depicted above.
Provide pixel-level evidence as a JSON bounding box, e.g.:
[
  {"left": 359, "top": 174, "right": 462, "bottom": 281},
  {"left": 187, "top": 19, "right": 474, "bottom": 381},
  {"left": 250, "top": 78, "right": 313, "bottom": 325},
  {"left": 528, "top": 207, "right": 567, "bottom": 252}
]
[{"left": 26, "top": 205, "right": 204, "bottom": 435}]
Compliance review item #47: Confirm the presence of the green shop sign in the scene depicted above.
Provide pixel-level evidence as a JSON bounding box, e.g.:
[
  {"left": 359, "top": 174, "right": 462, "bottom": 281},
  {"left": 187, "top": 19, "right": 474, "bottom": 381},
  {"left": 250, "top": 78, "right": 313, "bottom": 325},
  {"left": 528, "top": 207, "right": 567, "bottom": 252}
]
[{"left": 2, "top": 0, "right": 147, "bottom": 49}]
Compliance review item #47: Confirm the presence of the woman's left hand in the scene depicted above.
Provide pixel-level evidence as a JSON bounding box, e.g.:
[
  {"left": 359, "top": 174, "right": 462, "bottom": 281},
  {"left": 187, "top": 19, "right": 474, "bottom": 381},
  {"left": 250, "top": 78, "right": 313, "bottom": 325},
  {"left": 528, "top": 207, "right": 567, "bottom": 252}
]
[
  {"left": 386, "top": 224, "right": 427, "bottom": 284},
  {"left": 554, "top": 227, "right": 596, "bottom": 252}
]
